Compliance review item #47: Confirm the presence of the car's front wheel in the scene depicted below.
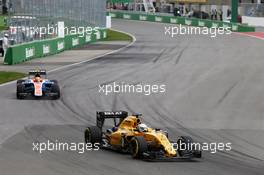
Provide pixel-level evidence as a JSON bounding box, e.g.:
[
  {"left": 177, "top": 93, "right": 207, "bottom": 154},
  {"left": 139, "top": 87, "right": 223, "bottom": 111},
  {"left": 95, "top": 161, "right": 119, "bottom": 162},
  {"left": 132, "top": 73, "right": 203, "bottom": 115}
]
[
  {"left": 51, "top": 84, "right": 60, "bottom": 100},
  {"left": 177, "top": 136, "right": 201, "bottom": 158},
  {"left": 130, "top": 136, "right": 148, "bottom": 159},
  {"left": 16, "top": 84, "right": 25, "bottom": 99}
]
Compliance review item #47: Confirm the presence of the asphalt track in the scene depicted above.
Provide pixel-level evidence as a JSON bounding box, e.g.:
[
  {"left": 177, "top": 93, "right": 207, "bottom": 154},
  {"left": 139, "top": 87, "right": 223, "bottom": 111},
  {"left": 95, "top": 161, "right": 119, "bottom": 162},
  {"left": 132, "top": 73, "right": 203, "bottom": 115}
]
[{"left": 0, "top": 19, "right": 264, "bottom": 175}]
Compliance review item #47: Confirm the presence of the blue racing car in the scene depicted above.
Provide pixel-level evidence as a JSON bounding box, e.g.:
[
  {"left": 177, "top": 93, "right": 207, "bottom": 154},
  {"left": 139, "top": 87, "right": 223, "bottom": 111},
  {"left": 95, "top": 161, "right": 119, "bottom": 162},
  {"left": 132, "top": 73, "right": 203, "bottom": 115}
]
[{"left": 16, "top": 70, "right": 60, "bottom": 100}]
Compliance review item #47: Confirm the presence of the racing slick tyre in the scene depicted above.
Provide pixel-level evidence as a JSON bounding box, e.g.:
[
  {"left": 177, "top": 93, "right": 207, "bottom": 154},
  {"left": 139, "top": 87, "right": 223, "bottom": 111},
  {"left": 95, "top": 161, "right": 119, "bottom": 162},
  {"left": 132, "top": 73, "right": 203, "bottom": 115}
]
[
  {"left": 50, "top": 80, "right": 58, "bottom": 84},
  {"left": 51, "top": 84, "right": 60, "bottom": 100},
  {"left": 17, "top": 80, "right": 25, "bottom": 85},
  {"left": 16, "top": 84, "right": 25, "bottom": 99},
  {"left": 84, "top": 126, "right": 102, "bottom": 145},
  {"left": 130, "top": 136, "right": 148, "bottom": 159},
  {"left": 177, "top": 136, "right": 201, "bottom": 158},
  {"left": 177, "top": 136, "right": 193, "bottom": 157}
]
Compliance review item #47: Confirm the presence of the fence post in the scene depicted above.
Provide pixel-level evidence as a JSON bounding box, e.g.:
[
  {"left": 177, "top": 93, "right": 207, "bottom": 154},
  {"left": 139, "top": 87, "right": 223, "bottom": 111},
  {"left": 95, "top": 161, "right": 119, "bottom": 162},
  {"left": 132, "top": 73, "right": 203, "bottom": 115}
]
[{"left": 231, "top": 0, "right": 238, "bottom": 23}]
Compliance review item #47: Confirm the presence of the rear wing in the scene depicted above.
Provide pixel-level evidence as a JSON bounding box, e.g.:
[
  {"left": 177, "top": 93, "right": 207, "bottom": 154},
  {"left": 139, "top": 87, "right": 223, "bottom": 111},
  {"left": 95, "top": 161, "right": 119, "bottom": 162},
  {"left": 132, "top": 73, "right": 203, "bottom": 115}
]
[
  {"left": 28, "top": 70, "right": 47, "bottom": 76},
  {"left": 96, "top": 111, "right": 128, "bottom": 129}
]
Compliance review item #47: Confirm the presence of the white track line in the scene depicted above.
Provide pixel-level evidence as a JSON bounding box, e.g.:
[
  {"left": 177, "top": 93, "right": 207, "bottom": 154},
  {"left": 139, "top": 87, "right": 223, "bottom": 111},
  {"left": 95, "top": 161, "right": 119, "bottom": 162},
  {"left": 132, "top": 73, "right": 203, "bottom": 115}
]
[{"left": 0, "top": 29, "right": 136, "bottom": 87}]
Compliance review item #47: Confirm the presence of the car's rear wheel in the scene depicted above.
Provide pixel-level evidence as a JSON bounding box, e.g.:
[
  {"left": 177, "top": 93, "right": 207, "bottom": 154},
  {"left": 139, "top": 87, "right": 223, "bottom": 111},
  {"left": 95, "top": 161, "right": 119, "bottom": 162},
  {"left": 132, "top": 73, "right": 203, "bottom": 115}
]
[
  {"left": 84, "top": 126, "right": 102, "bottom": 145},
  {"left": 130, "top": 136, "right": 148, "bottom": 159}
]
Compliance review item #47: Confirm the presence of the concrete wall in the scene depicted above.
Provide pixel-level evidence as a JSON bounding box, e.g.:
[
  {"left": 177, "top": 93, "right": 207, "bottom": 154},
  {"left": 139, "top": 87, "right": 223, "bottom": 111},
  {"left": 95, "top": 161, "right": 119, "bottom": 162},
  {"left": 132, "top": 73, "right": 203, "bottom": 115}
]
[{"left": 242, "top": 16, "right": 264, "bottom": 26}]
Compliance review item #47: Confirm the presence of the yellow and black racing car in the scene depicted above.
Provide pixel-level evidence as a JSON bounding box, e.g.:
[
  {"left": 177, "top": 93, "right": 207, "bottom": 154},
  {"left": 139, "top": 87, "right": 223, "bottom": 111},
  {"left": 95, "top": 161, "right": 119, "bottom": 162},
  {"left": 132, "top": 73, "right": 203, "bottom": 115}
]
[{"left": 84, "top": 111, "right": 202, "bottom": 161}]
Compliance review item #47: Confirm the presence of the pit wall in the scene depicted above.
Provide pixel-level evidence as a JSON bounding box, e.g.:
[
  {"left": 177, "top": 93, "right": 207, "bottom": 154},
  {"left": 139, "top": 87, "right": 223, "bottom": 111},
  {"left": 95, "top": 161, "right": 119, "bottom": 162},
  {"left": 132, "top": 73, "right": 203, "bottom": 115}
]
[
  {"left": 108, "top": 11, "right": 255, "bottom": 33},
  {"left": 4, "top": 29, "right": 107, "bottom": 65}
]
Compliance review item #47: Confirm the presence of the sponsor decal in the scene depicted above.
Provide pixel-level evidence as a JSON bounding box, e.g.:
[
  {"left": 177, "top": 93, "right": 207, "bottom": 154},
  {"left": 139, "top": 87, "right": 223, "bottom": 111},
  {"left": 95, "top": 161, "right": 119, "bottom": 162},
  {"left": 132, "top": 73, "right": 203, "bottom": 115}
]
[
  {"left": 170, "top": 18, "right": 178, "bottom": 24},
  {"left": 57, "top": 41, "right": 64, "bottom": 51},
  {"left": 223, "top": 24, "right": 230, "bottom": 29},
  {"left": 155, "top": 17, "right": 162, "bottom": 22},
  {"left": 123, "top": 14, "right": 131, "bottom": 19},
  {"left": 185, "top": 19, "right": 192, "bottom": 25},
  {"left": 139, "top": 15, "right": 147, "bottom": 21},
  {"left": 43, "top": 44, "right": 50, "bottom": 55},
  {"left": 104, "top": 111, "right": 123, "bottom": 115},
  {"left": 212, "top": 22, "right": 219, "bottom": 28},
  {"left": 72, "top": 38, "right": 79, "bottom": 46},
  {"left": 86, "top": 35, "right": 91, "bottom": 42},
  {"left": 96, "top": 32, "right": 101, "bottom": 40},
  {"left": 25, "top": 47, "right": 35, "bottom": 58},
  {"left": 198, "top": 21, "right": 205, "bottom": 27},
  {"left": 110, "top": 13, "right": 116, "bottom": 18},
  {"left": 232, "top": 25, "right": 238, "bottom": 31}
]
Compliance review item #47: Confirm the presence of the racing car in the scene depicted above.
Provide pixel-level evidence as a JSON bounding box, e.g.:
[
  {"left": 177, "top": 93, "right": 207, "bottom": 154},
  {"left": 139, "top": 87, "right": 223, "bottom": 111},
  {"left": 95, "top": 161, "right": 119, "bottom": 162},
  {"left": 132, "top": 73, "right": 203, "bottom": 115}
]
[
  {"left": 84, "top": 111, "right": 202, "bottom": 161},
  {"left": 16, "top": 70, "right": 60, "bottom": 100}
]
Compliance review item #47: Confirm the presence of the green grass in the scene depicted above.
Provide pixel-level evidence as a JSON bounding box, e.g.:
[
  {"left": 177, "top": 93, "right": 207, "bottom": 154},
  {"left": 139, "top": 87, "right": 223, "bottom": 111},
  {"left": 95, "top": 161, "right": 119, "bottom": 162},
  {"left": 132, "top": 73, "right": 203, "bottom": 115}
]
[
  {"left": 0, "top": 15, "right": 8, "bottom": 31},
  {"left": 0, "top": 72, "right": 26, "bottom": 84},
  {"left": 0, "top": 15, "right": 7, "bottom": 26},
  {"left": 104, "top": 29, "right": 133, "bottom": 42},
  {"left": 0, "top": 25, "right": 8, "bottom": 31}
]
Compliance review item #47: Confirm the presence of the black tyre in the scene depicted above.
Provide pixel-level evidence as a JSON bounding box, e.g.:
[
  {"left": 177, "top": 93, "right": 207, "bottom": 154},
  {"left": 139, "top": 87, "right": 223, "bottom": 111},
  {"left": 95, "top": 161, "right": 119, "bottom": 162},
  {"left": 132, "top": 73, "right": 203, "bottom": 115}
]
[
  {"left": 17, "top": 80, "right": 25, "bottom": 85},
  {"left": 51, "top": 84, "right": 60, "bottom": 100},
  {"left": 16, "top": 84, "right": 25, "bottom": 99},
  {"left": 177, "top": 136, "right": 194, "bottom": 157},
  {"left": 84, "top": 126, "right": 102, "bottom": 144},
  {"left": 50, "top": 80, "right": 58, "bottom": 84},
  {"left": 130, "top": 136, "right": 148, "bottom": 159}
]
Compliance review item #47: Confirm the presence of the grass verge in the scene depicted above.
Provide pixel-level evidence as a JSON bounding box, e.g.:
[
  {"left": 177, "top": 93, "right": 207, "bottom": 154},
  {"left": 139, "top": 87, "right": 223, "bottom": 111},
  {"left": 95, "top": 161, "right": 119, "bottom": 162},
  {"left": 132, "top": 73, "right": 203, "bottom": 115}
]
[
  {"left": 0, "top": 71, "right": 26, "bottom": 84},
  {"left": 0, "top": 30, "right": 132, "bottom": 84},
  {"left": 104, "top": 29, "right": 133, "bottom": 42},
  {"left": 0, "top": 15, "right": 8, "bottom": 31}
]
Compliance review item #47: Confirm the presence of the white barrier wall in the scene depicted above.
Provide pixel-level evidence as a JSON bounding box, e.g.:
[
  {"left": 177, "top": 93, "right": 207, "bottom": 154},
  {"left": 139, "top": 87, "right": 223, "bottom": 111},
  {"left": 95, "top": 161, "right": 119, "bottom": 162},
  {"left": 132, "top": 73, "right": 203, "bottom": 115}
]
[
  {"left": 242, "top": 16, "right": 264, "bottom": 27},
  {"left": 106, "top": 16, "right": 112, "bottom": 29}
]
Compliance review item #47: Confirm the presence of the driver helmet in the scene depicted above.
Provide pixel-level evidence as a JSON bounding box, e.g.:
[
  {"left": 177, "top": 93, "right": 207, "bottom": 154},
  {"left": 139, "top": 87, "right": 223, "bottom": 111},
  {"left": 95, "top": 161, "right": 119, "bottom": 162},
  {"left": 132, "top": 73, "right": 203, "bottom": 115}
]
[
  {"left": 112, "top": 126, "right": 118, "bottom": 132},
  {"left": 138, "top": 123, "right": 148, "bottom": 132},
  {"left": 34, "top": 73, "right": 42, "bottom": 82},
  {"left": 35, "top": 73, "right": 41, "bottom": 78}
]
